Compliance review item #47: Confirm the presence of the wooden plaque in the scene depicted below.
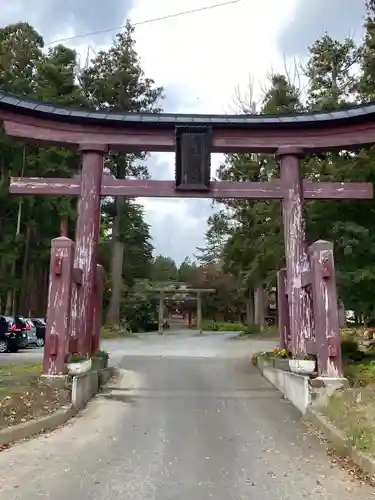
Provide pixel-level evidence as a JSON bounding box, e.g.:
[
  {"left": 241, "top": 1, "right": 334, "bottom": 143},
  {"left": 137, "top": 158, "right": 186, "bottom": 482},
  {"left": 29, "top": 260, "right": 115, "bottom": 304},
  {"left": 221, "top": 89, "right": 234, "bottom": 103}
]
[{"left": 175, "top": 126, "right": 211, "bottom": 191}]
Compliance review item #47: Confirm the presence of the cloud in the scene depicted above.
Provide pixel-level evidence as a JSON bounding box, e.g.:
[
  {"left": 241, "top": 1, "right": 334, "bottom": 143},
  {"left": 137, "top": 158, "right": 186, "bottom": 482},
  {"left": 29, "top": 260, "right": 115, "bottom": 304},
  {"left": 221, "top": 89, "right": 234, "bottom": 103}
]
[
  {"left": 162, "top": 83, "right": 203, "bottom": 113},
  {"left": 141, "top": 151, "right": 217, "bottom": 263},
  {"left": 142, "top": 198, "right": 213, "bottom": 264},
  {"left": 277, "top": 0, "right": 366, "bottom": 57},
  {"left": 0, "top": 0, "right": 135, "bottom": 44}
]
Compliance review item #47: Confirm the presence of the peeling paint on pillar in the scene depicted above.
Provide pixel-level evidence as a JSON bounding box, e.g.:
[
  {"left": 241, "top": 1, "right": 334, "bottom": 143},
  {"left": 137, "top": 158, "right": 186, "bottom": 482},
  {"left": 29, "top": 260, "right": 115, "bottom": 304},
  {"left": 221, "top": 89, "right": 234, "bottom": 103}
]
[
  {"left": 69, "top": 144, "right": 107, "bottom": 355},
  {"left": 277, "top": 268, "right": 290, "bottom": 350},
  {"left": 92, "top": 264, "right": 105, "bottom": 354},
  {"left": 277, "top": 146, "right": 313, "bottom": 355},
  {"left": 309, "top": 240, "right": 343, "bottom": 377},
  {"left": 44, "top": 237, "right": 74, "bottom": 375}
]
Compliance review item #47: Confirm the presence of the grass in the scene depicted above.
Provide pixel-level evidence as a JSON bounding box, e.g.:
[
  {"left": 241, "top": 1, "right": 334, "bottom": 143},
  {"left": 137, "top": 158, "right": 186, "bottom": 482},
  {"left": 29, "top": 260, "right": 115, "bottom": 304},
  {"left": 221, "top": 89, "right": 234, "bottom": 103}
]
[
  {"left": 0, "top": 363, "right": 42, "bottom": 377},
  {"left": 200, "top": 320, "right": 278, "bottom": 338},
  {"left": 317, "top": 338, "right": 375, "bottom": 458},
  {"left": 322, "top": 391, "right": 375, "bottom": 456},
  {"left": 100, "top": 325, "right": 137, "bottom": 339},
  {"left": 0, "top": 363, "right": 70, "bottom": 430},
  {"left": 344, "top": 359, "right": 375, "bottom": 388}
]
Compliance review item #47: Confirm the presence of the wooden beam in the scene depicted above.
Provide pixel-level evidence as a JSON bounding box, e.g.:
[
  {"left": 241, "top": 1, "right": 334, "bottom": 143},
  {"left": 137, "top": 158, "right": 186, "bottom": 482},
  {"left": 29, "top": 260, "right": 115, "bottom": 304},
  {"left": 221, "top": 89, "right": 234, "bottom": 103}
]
[
  {"left": 9, "top": 177, "right": 373, "bottom": 200},
  {"left": 4, "top": 113, "right": 375, "bottom": 153},
  {"left": 10, "top": 176, "right": 81, "bottom": 195},
  {"left": 146, "top": 288, "right": 215, "bottom": 294}
]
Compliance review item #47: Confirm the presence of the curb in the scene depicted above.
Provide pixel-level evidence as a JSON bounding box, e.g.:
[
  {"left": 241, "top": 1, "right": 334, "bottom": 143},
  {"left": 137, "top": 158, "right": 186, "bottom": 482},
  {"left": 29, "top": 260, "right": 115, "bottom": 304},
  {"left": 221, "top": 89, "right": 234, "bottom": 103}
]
[
  {"left": 0, "top": 405, "right": 78, "bottom": 447},
  {"left": 0, "top": 366, "right": 118, "bottom": 448},
  {"left": 305, "top": 407, "right": 375, "bottom": 478}
]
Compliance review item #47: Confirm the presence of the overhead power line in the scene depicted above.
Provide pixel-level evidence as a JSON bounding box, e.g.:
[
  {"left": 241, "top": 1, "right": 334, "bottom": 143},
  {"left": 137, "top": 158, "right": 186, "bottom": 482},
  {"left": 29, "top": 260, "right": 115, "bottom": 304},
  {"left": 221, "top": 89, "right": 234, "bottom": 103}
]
[{"left": 46, "top": 0, "right": 242, "bottom": 45}]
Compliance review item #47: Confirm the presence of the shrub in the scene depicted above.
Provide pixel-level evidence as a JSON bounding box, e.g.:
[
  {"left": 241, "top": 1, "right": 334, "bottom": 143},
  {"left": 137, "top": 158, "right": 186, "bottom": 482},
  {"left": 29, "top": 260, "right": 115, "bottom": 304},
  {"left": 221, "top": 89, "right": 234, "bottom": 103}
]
[
  {"left": 252, "top": 351, "right": 261, "bottom": 365},
  {"left": 67, "top": 354, "right": 89, "bottom": 363},
  {"left": 272, "top": 347, "right": 291, "bottom": 358},
  {"left": 201, "top": 320, "right": 219, "bottom": 331},
  {"left": 202, "top": 321, "right": 260, "bottom": 333},
  {"left": 344, "top": 360, "right": 375, "bottom": 387},
  {"left": 241, "top": 324, "right": 261, "bottom": 336},
  {"left": 100, "top": 324, "right": 134, "bottom": 339},
  {"left": 94, "top": 349, "right": 109, "bottom": 360},
  {"left": 341, "top": 339, "right": 364, "bottom": 362}
]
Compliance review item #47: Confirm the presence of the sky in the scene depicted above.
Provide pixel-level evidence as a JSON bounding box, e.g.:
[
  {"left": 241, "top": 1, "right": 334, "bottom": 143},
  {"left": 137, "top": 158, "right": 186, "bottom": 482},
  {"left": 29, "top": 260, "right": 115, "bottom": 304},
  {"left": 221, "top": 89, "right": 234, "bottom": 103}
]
[{"left": 0, "top": 0, "right": 367, "bottom": 263}]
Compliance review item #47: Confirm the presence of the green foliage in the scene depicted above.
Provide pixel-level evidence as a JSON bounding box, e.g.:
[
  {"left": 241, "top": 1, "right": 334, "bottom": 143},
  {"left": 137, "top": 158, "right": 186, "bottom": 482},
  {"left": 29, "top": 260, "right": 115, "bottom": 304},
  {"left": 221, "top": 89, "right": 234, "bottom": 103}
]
[
  {"left": 210, "top": 74, "right": 301, "bottom": 297},
  {"left": 120, "top": 279, "right": 158, "bottom": 333},
  {"left": 201, "top": 320, "right": 260, "bottom": 335},
  {"left": 344, "top": 360, "right": 375, "bottom": 387},
  {"left": 198, "top": 18, "right": 375, "bottom": 326},
  {"left": 178, "top": 257, "right": 198, "bottom": 283},
  {"left": 67, "top": 354, "right": 90, "bottom": 363},
  {"left": 0, "top": 22, "right": 85, "bottom": 315},
  {"left": 322, "top": 391, "right": 375, "bottom": 455},
  {"left": 151, "top": 255, "right": 178, "bottom": 282},
  {"left": 93, "top": 349, "right": 110, "bottom": 360},
  {"left": 0, "top": 21, "right": 160, "bottom": 322},
  {"left": 305, "top": 34, "right": 360, "bottom": 109},
  {"left": 100, "top": 324, "right": 135, "bottom": 339},
  {"left": 341, "top": 339, "right": 365, "bottom": 362}
]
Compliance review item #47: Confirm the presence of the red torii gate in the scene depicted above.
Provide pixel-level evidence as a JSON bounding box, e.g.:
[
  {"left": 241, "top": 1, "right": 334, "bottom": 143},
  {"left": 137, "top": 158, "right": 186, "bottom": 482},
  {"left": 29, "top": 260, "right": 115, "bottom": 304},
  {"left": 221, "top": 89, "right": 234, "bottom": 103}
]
[{"left": 0, "top": 91, "right": 373, "bottom": 378}]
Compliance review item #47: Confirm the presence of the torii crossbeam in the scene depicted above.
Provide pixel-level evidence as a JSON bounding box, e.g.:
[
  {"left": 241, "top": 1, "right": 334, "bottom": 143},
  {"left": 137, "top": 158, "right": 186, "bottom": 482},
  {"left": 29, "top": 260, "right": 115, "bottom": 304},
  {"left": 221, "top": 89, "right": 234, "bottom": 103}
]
[{"left": 10, "top": 174, "right": 373, "bottom": 200}]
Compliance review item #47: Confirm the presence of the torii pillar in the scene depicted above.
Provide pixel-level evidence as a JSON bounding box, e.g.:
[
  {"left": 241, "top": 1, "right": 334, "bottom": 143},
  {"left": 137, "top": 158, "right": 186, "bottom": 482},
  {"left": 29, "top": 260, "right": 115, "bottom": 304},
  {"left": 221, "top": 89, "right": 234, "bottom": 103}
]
[
  {"left": 277, "top": 146, "right": 313, "bottom": 355},
  {"left": 70, "top": 144, "right": 107, "bottom": 355}
]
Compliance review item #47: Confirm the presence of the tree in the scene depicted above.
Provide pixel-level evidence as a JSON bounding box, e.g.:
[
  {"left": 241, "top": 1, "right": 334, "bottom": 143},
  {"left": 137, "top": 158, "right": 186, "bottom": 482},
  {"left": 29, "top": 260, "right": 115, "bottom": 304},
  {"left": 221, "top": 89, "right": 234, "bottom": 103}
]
[
  {"left": 0, "top": 21, "right": 158, "bottom": 328},
  {"left": 178, "top": 257, "right": 198, "bottom": 283},
  {"left": 195, "top": 212, "right": 228, "bottom": 264},
  {"left": 304, "top": 34, "right": 360, "bottom": 109},
  {"left": 206, "top": 74, "right": 301, "bottom": 326},
  {"left": 360, "top": 0, "right": 375, "bottom": 100},
  {"left": 0, "top": 22, "right": 84, "bottom": 315},
  {"left": 81, "top": 22, "right": 163, "bottom": 325},
  {"left": 302, "top": 27, "right": 375, "bottom": 322},
  {"left": 151, "top": 256, "right": 178, "bottom": 282}
]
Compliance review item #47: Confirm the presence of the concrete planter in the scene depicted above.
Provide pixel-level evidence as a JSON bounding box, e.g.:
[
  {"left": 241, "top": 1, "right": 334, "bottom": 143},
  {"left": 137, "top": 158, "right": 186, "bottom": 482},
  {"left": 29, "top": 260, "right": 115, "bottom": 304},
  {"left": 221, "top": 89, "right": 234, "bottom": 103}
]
[
  {"left": 67, "top": 359, "right": 92, "bottom": 376},
  {"left": 91, "top": 356, "right": 109, "bottom": 371},
  {"left": 261, "top": 365, "right": 311, "bottom": 413},
  {"left": 272, "top": 358, "right": 290, "bottom": 371},
  {"left": 289, "top": 359, "right": 316, "bottom": 375},
  {"left": 257, "top": 356, "right": 290, "bottom": 371}
]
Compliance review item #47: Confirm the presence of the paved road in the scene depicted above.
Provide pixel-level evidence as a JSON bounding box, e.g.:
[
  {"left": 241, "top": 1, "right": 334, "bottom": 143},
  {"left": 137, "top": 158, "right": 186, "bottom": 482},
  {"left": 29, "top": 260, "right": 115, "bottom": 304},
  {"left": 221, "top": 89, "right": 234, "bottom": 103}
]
[
  {"left": 0, "top": 333, "right": 372, "bottom": 499},
  {"left": 0, "top": 330, "right": 276, "bottom": 366}
]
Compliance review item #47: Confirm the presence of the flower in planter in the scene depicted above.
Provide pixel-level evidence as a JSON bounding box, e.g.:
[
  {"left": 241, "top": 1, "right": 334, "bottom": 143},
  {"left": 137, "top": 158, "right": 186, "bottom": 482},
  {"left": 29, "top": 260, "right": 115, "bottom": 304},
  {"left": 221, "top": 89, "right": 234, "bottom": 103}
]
[
  {"left": 292, "top": 353, "right": 315, "bottom": 361},
  {"left": 289, "top": 353, "right": 316, "bottom": 375},
  {"left": 67, "top": 354, "right": 90, "bottom": 363},
  {"left": 94, "top": 349, "right": 110, "bottom": 359},
  {"left": 363, "top": 328, "right": 375, "bottom": 340},
  {"left": 272, "top": 348, "right": 291, "bottom": 359}
]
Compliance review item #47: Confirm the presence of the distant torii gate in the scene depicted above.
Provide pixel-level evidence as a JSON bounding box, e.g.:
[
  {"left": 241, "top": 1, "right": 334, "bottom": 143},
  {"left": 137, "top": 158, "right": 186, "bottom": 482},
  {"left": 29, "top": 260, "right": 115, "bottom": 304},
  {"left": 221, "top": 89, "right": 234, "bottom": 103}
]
[
  {"left": 0, "top": 91, "right": 373, "bottom": 378},
  {"left": 146, "top": 288, "right": 215, "bottom": 334}
]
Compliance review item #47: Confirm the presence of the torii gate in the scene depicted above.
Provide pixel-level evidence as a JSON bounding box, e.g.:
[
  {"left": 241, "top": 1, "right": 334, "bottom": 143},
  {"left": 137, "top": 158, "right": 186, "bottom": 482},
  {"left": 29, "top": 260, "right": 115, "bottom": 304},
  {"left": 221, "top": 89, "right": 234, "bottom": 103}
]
[
  {"left": 0, "top": 91, "right": 373, "bottom": 377},
  {"left": 145, "top": 287, "right": 215, "bottom": 334}
]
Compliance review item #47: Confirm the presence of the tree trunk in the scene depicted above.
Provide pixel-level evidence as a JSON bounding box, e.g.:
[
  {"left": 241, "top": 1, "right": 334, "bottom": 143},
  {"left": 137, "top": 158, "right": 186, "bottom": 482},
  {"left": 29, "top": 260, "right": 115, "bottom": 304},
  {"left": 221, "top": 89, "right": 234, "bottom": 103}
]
[
  {"left": 19, "top": 225, "right": 31, "bottom": 313},
  {"left": 105, "top": 195, "right": 125, "bottom": 325},
  {"left": 254, "top": 285, "right": 265, "bottom": 329},
  {"left": 338, "top": 299, "right": 346, "bottom": 328},
  {"left": 5, "top": 289, "right": 12, "bottom": 315},
  {"left": 246, "top": 289, "right": 254, "bottom": 325}
]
